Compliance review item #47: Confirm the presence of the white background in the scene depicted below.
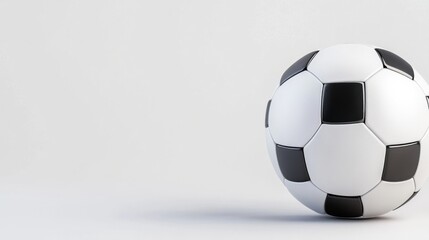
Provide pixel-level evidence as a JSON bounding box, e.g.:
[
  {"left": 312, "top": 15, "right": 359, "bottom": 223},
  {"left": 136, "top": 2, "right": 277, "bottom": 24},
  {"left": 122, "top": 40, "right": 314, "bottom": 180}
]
[{"left": 1, "top": 0, "right": 429, "bottom": 239}]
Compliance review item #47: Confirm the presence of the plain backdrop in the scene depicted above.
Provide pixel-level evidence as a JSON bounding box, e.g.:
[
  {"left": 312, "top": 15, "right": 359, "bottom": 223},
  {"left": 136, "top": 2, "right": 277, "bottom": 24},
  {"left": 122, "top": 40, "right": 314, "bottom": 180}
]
[{"left": 1, "top": 0, "right": 429, "bottom": 239}]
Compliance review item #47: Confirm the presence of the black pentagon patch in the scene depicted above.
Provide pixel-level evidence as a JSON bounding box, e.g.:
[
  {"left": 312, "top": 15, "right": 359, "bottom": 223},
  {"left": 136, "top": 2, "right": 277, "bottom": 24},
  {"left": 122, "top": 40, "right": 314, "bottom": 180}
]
[
  {"left": 382, "top": 142, "right": 420, "bottom": 182},
  {"left": 375, "top": 48, "right": 414, "bottom": 79},
  {"left": 395, "top": 191, "right": 419, "bottom": 210},
  {"left": 280, "top": 51, "right": 318, "bottom": 85},
  {"left": 322, "top": 82, "right": 365, "bottom": 124},
  {"left": 265, "top": 100, "right": 271, "bottom": 128},
  {"left": 275, "top": 145, "right": 310, "bottom": 182},
  {"left": 325, "top": 194, "right": 363, "bottom": 218}
]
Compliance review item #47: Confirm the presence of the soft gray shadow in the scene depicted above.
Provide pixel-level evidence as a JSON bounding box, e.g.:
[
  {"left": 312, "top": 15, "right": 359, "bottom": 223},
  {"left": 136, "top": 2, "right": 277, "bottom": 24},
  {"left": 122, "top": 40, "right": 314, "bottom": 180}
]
[{"left": 123, "top": 207, "right": 393, "bottom": 224}]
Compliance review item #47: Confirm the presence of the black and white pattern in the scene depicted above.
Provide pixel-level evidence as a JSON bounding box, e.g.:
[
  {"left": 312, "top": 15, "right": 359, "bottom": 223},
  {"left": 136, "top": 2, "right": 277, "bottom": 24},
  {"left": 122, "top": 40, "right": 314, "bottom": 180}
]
[
  {"left": 375, "top": 48, "right": 414, "bottom": 79},
  {"left": 280, "top": 51, "right": 318, "bottom": 85},
  {"left": 266, "top": 44, "right": 429, "bottom": 218}
]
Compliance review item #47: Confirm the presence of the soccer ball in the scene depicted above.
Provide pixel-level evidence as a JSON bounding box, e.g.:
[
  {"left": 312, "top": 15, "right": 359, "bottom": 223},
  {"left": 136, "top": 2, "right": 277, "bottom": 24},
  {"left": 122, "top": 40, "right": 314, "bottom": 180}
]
[{"left": 265, "top": 44, "right": 429, "bottom": 218}]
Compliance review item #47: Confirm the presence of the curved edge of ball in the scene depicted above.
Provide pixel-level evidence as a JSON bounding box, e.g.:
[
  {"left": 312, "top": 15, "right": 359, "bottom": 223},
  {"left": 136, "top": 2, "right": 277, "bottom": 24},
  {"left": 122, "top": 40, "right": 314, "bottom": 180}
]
[
  {"left": 361, "top": 180, "right": 415, "bottom": 218},
  {"left": 284, "top": 180, "right": 327, "bottom": 215},
  {"left": 414, "top": 128, "right": 429, "bottom": 191}
]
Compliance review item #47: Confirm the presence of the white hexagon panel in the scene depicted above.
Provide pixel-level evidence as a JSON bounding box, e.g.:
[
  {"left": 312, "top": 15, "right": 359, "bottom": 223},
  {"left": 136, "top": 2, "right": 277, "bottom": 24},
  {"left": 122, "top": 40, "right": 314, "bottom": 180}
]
[
  {"left": 414, "top": 70, "right": 429, "bottom": 96},
  {"left": 284, "top": 180, "right": 327, "bottom": 215},
  {"left": 366, "top": 69, "right": 429, "bottom": 145},
  {"left": 361, "top": 180, "right": 415, "bottom": 218},
  {"left": 307, "top": 44, "right": 382, "bottom": 83},
  {"left": 304, "top": 124, "right": 385, "bottom": 196},
  {"left": 268, "top": 71, "right": 322, "bottom": 147}
]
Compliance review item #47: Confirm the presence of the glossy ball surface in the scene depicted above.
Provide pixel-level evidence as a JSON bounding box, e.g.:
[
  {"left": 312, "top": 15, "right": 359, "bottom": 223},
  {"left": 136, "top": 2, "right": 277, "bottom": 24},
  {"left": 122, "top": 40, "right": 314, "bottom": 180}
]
[{"left": 265, "top": 44, "right": 429, "bottom": 218}]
